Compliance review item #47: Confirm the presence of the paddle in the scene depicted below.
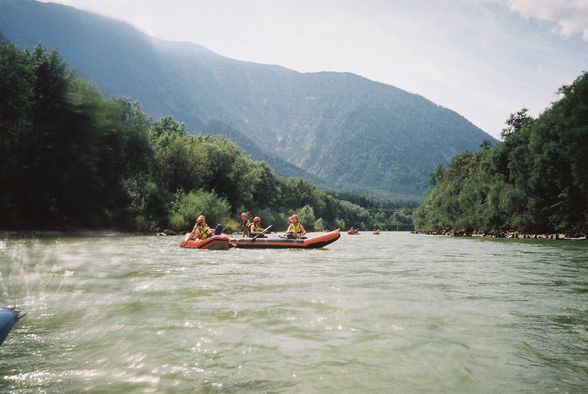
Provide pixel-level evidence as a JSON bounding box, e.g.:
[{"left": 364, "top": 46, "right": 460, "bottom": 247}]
[{"left": 251, "top": 225, "right": 272, "bottom": 241}]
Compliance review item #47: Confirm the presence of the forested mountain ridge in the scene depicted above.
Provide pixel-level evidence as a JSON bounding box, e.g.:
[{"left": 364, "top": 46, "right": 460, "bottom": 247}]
[{"left": 0, "top": 0, "right": 495, "bottom": 200}]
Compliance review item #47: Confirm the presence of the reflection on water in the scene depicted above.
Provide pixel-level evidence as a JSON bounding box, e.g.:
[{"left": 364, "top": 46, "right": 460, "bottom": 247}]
[{"left": 1, "top": 233, "right": 587, "bottom": 392}]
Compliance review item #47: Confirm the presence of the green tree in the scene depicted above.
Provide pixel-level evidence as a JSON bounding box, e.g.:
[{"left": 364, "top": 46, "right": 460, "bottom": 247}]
[
  {"left": 169, "top": 190, "right": 231, "bottom": 232},
  {"left": 298, "top": 205, "right": 316, "bottom": 231},
  {"left": 500, "top": 108, "right": 533, "bottom": 139}
]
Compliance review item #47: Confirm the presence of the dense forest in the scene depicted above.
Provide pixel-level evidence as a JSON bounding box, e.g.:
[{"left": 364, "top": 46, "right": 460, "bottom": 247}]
[
  {"left": 0, "top": 40, "right": 412, "bottom": 233},
  {"left": 414, "top": 72, "right": 588, "bottom": 236}
]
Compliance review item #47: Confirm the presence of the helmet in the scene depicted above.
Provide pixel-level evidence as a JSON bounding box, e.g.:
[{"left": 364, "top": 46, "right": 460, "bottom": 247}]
[
  {"left": 253, "top": 216, "right": 261, "bottom": 223},
  {"left": 196, "top": 215, "right": 205, "bottom": 224},
  {"left": 241, "top": 212, "right": 248, "bottom": 220}
]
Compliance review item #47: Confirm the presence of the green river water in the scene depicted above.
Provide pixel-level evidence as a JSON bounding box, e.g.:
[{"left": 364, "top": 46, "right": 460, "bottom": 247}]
[{"left": 0, "top": 232, "right": 587, "bottom": 393}]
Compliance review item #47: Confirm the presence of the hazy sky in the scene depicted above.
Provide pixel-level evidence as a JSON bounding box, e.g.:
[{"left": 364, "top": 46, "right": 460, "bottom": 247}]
[{"left": 42, "top": 0, "right": 588, "bottom": 138}]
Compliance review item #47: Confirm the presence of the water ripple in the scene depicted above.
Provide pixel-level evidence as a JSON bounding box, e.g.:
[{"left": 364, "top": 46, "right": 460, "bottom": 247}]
[{"left": 1, "top": 233, "right": 587, "bottom": 392}]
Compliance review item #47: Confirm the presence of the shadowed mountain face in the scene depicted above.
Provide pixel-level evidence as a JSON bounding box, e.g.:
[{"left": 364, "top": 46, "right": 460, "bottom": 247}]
[{"left": 0, "top": 0, "right": 495, "bottom": 200}]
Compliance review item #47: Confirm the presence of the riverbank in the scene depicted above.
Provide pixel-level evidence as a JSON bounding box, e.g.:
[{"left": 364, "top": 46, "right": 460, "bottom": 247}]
[{"left": 416, "top": 229, "right": 587, "bottom": 241}]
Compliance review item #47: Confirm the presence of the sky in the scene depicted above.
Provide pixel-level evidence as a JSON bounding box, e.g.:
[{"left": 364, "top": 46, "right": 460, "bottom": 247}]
[{"left": 41, "top": 0, "right": 588, "bottom": 138}]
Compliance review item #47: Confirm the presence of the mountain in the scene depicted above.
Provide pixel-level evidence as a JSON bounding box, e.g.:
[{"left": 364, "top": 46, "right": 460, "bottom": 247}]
[
  {"left": 201, "top": 120, "right": 326, "bottom": 186},
  {"left": 0, "top": 0, "right": 496, "bottom": 200}
]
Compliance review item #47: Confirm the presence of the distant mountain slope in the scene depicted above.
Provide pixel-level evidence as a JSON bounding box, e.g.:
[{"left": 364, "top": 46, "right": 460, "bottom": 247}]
[
  {"left": 0, "top": 0, "right": 496, "bottom": 200},
  {"left": 201, "top": 120, "right": 327, "bottom": 186}
]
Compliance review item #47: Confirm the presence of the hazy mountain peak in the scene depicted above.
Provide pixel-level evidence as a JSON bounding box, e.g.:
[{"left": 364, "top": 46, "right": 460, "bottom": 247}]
[{"left": 0, "top": 0, "right": 495, "bottom": 200}]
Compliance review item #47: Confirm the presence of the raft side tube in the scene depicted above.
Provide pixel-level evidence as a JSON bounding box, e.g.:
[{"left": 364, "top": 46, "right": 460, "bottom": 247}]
[
  {"left": 0, "top": 308, "right": 25, "bottom": 346},
  {"left": 234, "top": 229, "right": 340, "bottom": 249}
]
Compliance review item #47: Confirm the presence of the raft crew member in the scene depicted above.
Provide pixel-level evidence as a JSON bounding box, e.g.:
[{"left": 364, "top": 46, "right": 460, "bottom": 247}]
[
  {"left": 286, "top": 214, "right": 306, "bottom": 239},
  {"left": 190, "top": 215, "right": 222, "bottom": 240},
  {"left": 249, "top": 216, "right": 266, "bottom": 238},
  {"left": 240, "top": 212, "right": 251, "bottom": 237}
]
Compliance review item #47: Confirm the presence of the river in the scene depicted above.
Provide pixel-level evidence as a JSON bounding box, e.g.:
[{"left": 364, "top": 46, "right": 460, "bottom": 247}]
[{"left": 1, "top": 232, "right": 587, "bottom": 392}]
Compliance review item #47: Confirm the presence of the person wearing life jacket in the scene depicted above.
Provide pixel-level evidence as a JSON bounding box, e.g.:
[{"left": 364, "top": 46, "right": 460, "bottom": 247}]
[
  {"left": 240, "top": 212, "right": 251, "bottom": 237},
  {"left": 249, "top": 216, "right": 266, "bottom": 238},
  {"left": 190, "top": 215, "right": 222, "bottom": 240},
  {"left": 286, "top": 214, "right": 306, "bottom": 239}
]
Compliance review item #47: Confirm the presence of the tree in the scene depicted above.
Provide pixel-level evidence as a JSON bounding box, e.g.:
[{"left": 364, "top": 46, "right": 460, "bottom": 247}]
[
  {"left": 169, "top": 190, "right": 231, "bottom": 232},
  {"left": 500, "top": 108, "right": 533, "bottom": 139},
  {"left": 298, "top": 205, "right": 316, "bottom": 230},
  {"left": 429, "top": 164, "right": 445, "bottom": 187}
]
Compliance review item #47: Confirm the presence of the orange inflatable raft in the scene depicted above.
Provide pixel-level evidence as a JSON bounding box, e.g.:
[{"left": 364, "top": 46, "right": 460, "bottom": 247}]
[{"left": 179, "top": 233, "right": 234, "bottom": 250}]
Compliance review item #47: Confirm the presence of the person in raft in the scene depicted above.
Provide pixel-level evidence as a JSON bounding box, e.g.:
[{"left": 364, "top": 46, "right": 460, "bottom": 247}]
[
  {"left": 286, "top": 214, "right": 306, "bottom": 239},
  {"left": 240, "top": 212, "right": 251, "bottom": 237},
  {"left": 190, "top": 215, "right": 222, "bottom": 240},
  {"left": 249, "top": 216, "right": 266, "bottom": 238}
]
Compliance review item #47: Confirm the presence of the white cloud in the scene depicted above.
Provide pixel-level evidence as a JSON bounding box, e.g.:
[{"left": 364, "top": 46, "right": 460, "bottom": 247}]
[{"left": 505, "top": 0, "right": 588, "bottom": 40}]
